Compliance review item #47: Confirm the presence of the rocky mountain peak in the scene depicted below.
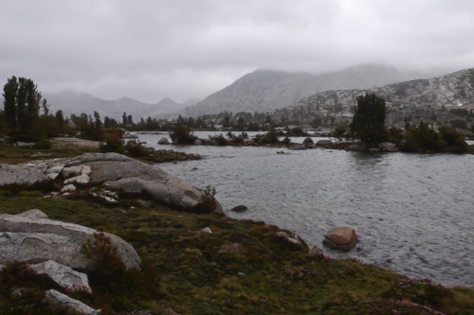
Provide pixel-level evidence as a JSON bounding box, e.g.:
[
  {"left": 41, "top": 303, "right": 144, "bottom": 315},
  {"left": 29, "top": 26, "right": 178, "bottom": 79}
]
[
  {"left": 274, "top": 67, "right": 474, "bottom": 129},
  {"left": 184, "top": 64, "right": 423, "bottom": 117}
]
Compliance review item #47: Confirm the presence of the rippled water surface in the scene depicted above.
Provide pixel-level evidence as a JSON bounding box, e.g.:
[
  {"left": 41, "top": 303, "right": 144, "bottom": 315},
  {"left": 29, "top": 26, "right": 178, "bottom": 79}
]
[{"left": 138, "top": 133, "right": 474, "bottom": 287}]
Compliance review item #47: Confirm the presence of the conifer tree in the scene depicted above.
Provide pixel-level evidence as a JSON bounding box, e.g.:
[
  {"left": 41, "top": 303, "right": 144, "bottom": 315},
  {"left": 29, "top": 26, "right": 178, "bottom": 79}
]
[
  {"left": 350, "top": 93, "right": 386, "bottom": 143},
  {"left": 2, "top": 76, "right": 42, "bottom": 139}
]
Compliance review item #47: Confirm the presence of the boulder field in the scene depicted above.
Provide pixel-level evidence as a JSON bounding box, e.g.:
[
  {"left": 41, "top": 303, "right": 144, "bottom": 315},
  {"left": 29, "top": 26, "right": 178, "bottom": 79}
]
[{"left": 0, "top": 209, "right": 138, "bottom": 314}]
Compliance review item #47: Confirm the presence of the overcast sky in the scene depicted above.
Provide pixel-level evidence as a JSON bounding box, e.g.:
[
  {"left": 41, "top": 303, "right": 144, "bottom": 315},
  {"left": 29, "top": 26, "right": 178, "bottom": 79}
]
[{"left": 1, "top": 0, "right": 473, "bottom": 103}]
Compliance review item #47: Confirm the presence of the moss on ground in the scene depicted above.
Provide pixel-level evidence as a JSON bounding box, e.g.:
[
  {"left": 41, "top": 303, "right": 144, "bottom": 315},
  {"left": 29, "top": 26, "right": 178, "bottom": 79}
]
[{"left": 0, "top": 189, "right": 473, "bottom": 314}]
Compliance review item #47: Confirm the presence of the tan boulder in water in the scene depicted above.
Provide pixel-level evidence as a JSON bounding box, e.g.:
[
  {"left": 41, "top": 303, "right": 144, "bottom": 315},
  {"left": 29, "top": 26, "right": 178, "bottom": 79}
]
[{"left": 323, "top": 226, "right": 358, "bottom": 252}]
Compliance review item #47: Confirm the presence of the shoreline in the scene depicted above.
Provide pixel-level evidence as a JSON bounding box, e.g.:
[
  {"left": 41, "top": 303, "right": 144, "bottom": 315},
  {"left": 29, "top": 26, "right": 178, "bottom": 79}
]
[{"left": 0, "top": 145, "right": 473, "bottom": 313}]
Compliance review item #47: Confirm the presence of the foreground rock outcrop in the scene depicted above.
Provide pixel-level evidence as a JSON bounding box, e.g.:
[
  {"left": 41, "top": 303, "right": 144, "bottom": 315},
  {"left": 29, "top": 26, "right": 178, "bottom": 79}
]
[
  {"left": 0, "top": 209, "right": 141, "bottom": 314},
  {"left": 44, "top": 289, "right": 101, "bottom": 315},
  {"left": 0, "top": 209, "right": 141, "bottom": 271},
  {"left": 0, "top": 163, "right": 50, "bottom": 186},
  {"left": 0, "top": 152, "right": 221, "bottom": 213},
  {"left": 30, "top": 260, "right": 92, "bottom": 293}
]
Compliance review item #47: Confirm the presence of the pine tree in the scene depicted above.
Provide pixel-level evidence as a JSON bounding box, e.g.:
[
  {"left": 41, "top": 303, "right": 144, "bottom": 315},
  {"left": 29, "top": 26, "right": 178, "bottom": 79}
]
[
  {"left": 350, "top": 93, "right": 386, "bottom": 143},
  {"left": 2, "top": 76, "right": 42, "bottom": 139},
  {"left": 3, "top": 76, "right": 19, "bottom": 132}
]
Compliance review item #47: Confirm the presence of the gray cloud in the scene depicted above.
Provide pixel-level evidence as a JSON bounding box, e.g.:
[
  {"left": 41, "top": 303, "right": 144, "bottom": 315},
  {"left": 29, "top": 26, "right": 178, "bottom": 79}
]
[{"left": 0, "top": 0, "right": 473, "bottom": 103}]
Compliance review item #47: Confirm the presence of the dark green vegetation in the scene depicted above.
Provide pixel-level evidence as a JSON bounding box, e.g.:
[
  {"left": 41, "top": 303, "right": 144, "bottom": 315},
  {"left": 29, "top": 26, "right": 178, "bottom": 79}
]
[
  {"left": 402, "top": 121, "right": 469, "bottom": 153},
  {"left": 3, "top": 76, "right": 48, "bottom": 142},
  {"left": 0, "top": 188, "right": 473, "bottom": 314},
  {"left": 350, "top": 93, "right": 386, "bottom": 143},
  {"left": 169, "top": 115, "right": 198, "bottom": 144},
  {"left": 346, "top": 93, "right": 470, "bottom": 153},
  {"left": 1, "top": 76, "right": 107, "bottom": 143}
]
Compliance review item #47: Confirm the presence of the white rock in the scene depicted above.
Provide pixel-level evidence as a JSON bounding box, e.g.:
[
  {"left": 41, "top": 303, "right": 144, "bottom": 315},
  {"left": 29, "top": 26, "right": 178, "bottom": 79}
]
[
  {"left": 200, "top": 227, "right": 213, "bottom": 234},
  {"left": 47, "top": 173, "right": 60, "bottom": 180},
  {"left": 46, "top": 165, "right": 65, "bottom": 175},
  {"left": 64, "top": 174, "right": 90, "bottom": 185},
  {"left": 80, "top": 165, "right": 92, "bottom": 176},
  {"left": 102, "top": 190, "right": 118, "bottom": 198},
  {"left": 62, "top": 165, "right": 82, "bottom": 178},
  {"left": 30, "top": 260, "right": 92, "bottom": 293},
  {"left": 0, "top": 163, "right": 49, "bottom": 186},
  {"left": 101, "top": 196, "right": 118, "bottom": 204},
  {"left": 104, "top": 177, "right": 205, "bottom": 211},
  {"left": 61, "top": 184, "right": 76, "bottom": 193},
  {"left": 0, "top": 211, "right": 141, "bottom": 271},
  {"left": 90, "top": 192, "right": 118, "bottom": 204},
  {"left": 44, "top": 289, "right": 101, "bottom": 315}
]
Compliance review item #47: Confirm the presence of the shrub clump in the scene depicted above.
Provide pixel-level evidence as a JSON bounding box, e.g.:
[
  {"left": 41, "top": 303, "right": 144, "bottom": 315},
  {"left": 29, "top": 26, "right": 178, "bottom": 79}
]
[{"left": 195, "top": 186, "right": 218, "bottom": 213}]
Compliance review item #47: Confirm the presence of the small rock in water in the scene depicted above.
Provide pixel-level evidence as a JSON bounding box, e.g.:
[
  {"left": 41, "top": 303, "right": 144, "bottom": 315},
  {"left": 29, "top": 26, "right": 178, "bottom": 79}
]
[
  {"left": 231, "top": 205, "right": 248, "bottom": 212},
  {"left": 303, "top": 137, "right": 314, "bottom": 145},
  {"left": 158, "top": 137, "right": 169, "bottom": 145}
]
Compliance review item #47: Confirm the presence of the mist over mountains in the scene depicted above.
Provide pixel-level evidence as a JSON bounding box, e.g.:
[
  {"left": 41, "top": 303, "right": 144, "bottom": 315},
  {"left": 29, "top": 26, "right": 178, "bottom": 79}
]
[
  {"left": 274, "top": 67, "right": 474, "bottom": 128},
  {"left": 43, "top": 90, "right": 188, "bottom": 121},
  {"left": 1, "top": 64, "right": 461, "bottom": 122},
  {"left": 183, "top": 64, "right": 431, "bottom": 117}
]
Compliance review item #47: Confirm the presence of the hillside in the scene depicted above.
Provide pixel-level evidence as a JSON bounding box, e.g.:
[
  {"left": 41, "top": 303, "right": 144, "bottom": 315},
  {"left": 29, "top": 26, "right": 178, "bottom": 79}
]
[
  {"left": 184, "top": 64, "right": 426, "bottom": 116},
  {"left": 273, "top": 68, "right": 474, "bottom": 128}
]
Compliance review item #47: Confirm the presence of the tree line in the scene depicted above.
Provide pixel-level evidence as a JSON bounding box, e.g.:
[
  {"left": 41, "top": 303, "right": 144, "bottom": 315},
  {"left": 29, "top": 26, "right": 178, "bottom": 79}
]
[{"left": 1, "top": 77, "right": 470, "bottom": 153}]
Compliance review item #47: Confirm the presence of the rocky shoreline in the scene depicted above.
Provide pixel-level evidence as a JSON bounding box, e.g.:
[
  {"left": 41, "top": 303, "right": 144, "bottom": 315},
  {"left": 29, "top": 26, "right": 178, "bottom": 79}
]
[
  {"left": 0, "top": 152, "right": 215, "bottom": 212},
  {"left": 0, "top": 152, "right": 357, "bottom": 313},
  {"left": 0, "top": 152, "right": 472, "bottom": 314},
  {"left": 159, "top": 133, "right": 401, "bottom": 153},
  {"left": 0, "top": 152, "right": 220, "bottom": 313}
]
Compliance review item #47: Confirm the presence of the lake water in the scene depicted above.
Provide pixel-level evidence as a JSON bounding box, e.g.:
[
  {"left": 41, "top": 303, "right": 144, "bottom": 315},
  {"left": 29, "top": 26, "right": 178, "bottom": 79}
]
[{"left": 136, "top": 132, "right": 474, "bottom": 287}]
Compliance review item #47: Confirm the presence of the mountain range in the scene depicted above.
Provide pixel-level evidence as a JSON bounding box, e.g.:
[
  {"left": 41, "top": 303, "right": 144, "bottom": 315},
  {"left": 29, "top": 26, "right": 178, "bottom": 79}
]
[
  {"left": 183, "top": 64, "right": 431, "bottom": 116},
  {"left": 273, "top": 68, "right": 474, "bottom": 128},
  {"left": 44, "top": 91, "right": 188, "bottom": 121},
  {"left": 2, "top": 64, "right": 468, "bottom": 124}
]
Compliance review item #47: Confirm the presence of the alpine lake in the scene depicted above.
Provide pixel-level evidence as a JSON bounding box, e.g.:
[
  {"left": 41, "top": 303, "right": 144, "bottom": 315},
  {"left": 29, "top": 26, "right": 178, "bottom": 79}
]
[{"left": 136, "top": 131, "right": 474, "bottom": 288}]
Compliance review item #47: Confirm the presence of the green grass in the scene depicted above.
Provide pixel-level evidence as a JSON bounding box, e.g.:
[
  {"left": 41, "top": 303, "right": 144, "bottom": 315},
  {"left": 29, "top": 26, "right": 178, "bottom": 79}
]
[
  {"left": 0, "top": 142, "right": 201, "bottom": 165},
  {"left": 0, "top": 142, "right": 97, "bottom": 164},
  {"left": 0, "top": 189, "right": 473, "bottom": 314}
]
